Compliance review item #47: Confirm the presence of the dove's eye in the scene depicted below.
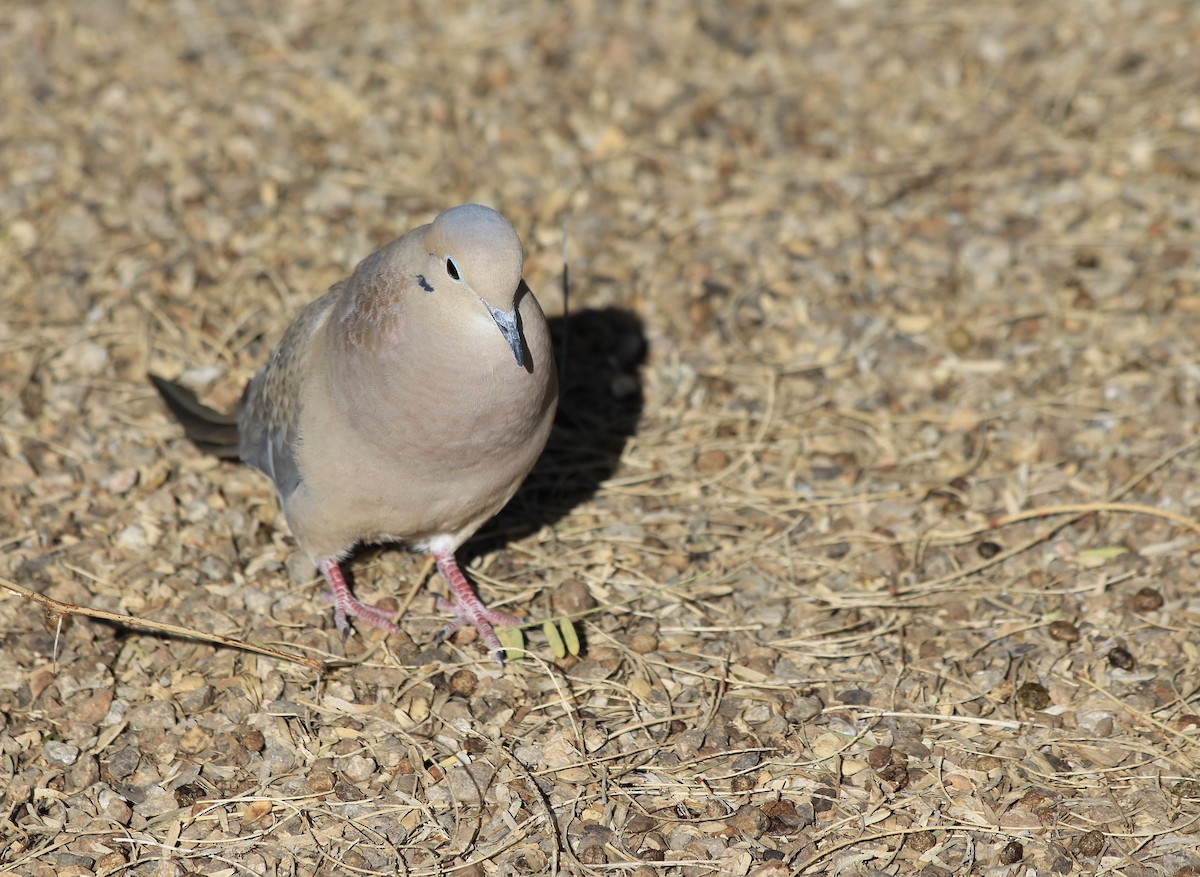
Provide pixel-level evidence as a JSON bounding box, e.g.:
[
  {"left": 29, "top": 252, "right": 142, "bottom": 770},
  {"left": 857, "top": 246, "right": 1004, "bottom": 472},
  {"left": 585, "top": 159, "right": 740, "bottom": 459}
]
[{"left": 445, "top": 257, "right": 461, "bottom": 281}]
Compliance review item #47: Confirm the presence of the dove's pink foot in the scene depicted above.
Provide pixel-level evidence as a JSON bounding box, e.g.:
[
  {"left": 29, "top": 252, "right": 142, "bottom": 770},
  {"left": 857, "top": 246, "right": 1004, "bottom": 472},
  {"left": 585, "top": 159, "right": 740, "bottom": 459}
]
[
  {"left": 433, "top": 549, "right": 521, "bottom": 661},
  {"left": 318, "top": 558, "right": 401, "bottom": 637}
]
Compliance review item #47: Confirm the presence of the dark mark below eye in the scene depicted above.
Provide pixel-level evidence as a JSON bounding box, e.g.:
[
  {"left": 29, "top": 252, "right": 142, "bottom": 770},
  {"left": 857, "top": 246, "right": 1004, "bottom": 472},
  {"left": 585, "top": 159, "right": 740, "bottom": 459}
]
[{"left": 417, "top": 274, "right": 434, "bottom": 292}]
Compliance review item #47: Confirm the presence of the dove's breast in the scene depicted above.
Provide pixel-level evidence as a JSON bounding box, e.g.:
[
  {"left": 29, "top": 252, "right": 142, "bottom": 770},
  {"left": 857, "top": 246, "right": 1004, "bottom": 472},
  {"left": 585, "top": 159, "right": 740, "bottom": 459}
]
[{"left": 281, "top": 289, "right": 556, "bottom": 561}]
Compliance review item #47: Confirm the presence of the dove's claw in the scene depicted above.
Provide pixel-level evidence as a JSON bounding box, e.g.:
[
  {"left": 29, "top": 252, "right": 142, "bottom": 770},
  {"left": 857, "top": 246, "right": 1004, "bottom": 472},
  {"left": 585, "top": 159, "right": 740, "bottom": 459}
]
[
  {"left": 434, "top": 551, "right": 521, "bottom": 659},
  {"left": 320, "top": 558, "right": 402, "bottom": 636}
]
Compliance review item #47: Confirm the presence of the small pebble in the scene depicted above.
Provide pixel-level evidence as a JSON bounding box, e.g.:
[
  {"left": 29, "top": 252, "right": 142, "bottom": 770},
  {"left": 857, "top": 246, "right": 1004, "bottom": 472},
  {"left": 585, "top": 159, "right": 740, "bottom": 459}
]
[
  {"left": 629, "top": 630, "right": 659, "bottom": 654},
  {"left": 448, "top": 669, "right": 478, "bottom": 697},
  {"left": 1077, "top": 829, "right": 1104, "bottom": 857},
  {"left": 1075, "top": 710, "right": 1114, "bottom": 737},
  {"left": 174, "top": 783, "right": 208, "bottom": 808},
  {"left": 727, "top": 803, "right": 769, "bottom": 837},
  {"left": 1047, "top": 620, "right": 1080, "bottom": 642},
  {"left": 241, "top": 799, "right": 272, "bottom": 825},
  {"left": 947, "top": 325, "right": 974, "bottom": 354},
  {"left": 695, "top": 448, "right": 730, "bottom": 474},
  {"left": 837, "top": 688, "right": 873, "bottom": 706},
  {"left": 732, "top": 751, "right": 761, "bottom": 771},
  {"left": 975, "top": 755, "right": 1002, "bottom": 772},
  {"left": 67, "top": 755, "right": 100, "bottom": 792},
  {"left": 762, "top": 799, "right": 811, "bottom": 829},
  {"left": 730, "top": 773, "right": 755, "bottom": 792},
  {"left": 1107, "top": 647, "right": 1135, "bottom": 671},
  {"left": 240, "top": 729, "right": 266, "bottom": 752},
  {"left": 812, "top": 786, "right": 836, "bottom": 813},
  {"left": 75, "top": 342, "right": 110, "bottom": 376},
  {"left": 787, "top": 696, "right": 823, "bottom": 723},
  {"left": 179, "top": 364, "right": 225, "bottom": 387},
  {"left": 999, "top": 839, "right": 1024, "bottom": 864},
  {"left": 55, "top": 863, "right": 94, "bottom": 877},
  {"left": 580, "top": 824, "right": 614, "bottom": 846},
  {"left": 261, "top": 672, "right": 286, "bottom": 701},
  {"left": 9, "top": 219, "right": 38, "bottom": 251},
  {"left": 1019, "top": 789, "right": 1052, "bottom": 811},
  {"left": 878, "top": 763, "right": 909, "bottom": 790},
  {"left": 1017, "top": 682, "right": 1051, "bottom": 710},
  {"left": 96, "top": 853, "right": 127, "bottom": 873},
  {"left": 908, "top": 831, "right": 936, "bottom": 853},
  {"left": 976, "top": 540, "right": 1002, "bottom": 558},
  {"left": 578, "top": 845, "right": 607, "bottom": 865},
  {"left": 1175, "top": 714, "right": 1200, "bottom": 732},
  {"left": 101, "top": 792, "right": 133, "bottom": 826},
  {"left": 334, "top": 779, "right": 366, "bottom": 802},
  {"left": 43, "top": 740, "right": 80, "bottom": 766},
  {"left": 1130, "top": 586, "right": 1164, "bottom": 612},
  {"left": 1173, "top": 779, "right": 1200, "bottom": 798},
  {"left": 446, "top": 762, "right": 494, "bottom": 804},
  {"left": 115, "top": 524, "right": 150, "bottom": 552},
  {"left": 825, "top": 541, "right": 850, "bottom": 559},
  {"left": 552, "top": 578, "right": 596, "bottom": 615},
  {"left": 100, "top": 467, "right": 138, "bottom": 494},
  {"left": 867, "top": 745, "right": 893, "bottom": 769},
  {"left": 178, "top": 726, "right": 211, "bottom": 755},
  {"left": 625, "top": 814, "right": 657, "bottom": 834},
  {"left": 176, "top": 684, "right": 214, "bottom": 714},
  {"left": 340, "top": 851, "right": 368, "bottom": 871},
  {"left": 126, "top": 701, "right": 177, "bottom": 732},
  {"left": 307, "top": 769, "right": 335, "bottom": 794},
  {"left": 339, "top": 754, "right": 377, "bottom": 784}
]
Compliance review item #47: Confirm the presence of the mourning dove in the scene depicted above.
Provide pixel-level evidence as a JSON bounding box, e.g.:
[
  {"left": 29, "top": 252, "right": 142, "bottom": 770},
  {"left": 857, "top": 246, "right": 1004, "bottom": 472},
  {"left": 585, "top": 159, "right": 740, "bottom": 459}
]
[{"left": 150, "top": 204, "right": 558, "bottom": 658}]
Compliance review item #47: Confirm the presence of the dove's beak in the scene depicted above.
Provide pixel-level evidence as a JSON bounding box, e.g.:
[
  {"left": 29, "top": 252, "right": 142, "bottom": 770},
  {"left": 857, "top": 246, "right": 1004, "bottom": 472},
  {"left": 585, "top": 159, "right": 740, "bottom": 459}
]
[{"left": 489, "top": 305, "right": 525, "bottom": 369}]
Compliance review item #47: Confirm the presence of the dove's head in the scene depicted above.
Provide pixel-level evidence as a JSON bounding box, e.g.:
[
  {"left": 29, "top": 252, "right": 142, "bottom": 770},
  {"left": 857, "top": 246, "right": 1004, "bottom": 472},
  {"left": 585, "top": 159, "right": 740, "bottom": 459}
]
[{"left": 421, "top": 204, "right": 528, "bottom": 368}]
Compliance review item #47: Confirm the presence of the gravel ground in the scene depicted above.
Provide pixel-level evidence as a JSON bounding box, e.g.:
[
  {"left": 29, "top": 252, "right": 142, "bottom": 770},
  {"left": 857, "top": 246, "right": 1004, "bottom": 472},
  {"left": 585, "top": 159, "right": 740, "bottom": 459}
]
[{"left": 4, "top": 1, "right": 1200, "bottom": 875}]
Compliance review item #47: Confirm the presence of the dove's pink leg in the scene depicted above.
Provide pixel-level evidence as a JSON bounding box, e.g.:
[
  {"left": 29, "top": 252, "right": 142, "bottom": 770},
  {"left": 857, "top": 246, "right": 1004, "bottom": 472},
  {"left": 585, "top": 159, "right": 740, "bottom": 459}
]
[
  {"left": 318, "top": 558, "right": 401, "bottom": 636},
  {"left": 433, "top": 549, "right": 521, "bottom": 659}
]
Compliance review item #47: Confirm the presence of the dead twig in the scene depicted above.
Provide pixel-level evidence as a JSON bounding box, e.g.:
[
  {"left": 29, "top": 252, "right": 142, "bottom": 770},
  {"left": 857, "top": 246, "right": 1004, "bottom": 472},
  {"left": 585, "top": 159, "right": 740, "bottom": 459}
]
[{"left": 0, "top": 574, "right": 324, "bottom": 673}]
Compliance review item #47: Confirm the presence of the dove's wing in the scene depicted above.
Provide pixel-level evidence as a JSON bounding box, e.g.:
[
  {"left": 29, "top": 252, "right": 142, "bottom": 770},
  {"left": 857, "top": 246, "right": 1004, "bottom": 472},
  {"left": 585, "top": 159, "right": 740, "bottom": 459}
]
[{"left": 238, "top": 283, "right": 342, "bottom": 503}]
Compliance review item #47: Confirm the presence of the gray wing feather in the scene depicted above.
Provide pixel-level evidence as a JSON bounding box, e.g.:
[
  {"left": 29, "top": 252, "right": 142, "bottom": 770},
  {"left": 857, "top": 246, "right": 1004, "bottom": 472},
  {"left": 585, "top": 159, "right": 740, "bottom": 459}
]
[{"left": 238, "top": 285, "right": 342, "bottom": 503}]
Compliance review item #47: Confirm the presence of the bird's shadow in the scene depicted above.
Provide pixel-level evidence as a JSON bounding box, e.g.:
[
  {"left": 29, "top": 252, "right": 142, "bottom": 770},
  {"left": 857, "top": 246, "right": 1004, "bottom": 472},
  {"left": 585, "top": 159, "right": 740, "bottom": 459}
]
[{"left": 467, "top": 306, "right": 647, "bottom": 557}]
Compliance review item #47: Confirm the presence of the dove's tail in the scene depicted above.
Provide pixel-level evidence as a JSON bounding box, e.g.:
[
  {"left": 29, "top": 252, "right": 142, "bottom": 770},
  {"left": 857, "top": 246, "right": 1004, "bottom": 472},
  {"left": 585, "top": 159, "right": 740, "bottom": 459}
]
[{"left": 148, "top": 373, "right": 242, "bottom": 460}]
